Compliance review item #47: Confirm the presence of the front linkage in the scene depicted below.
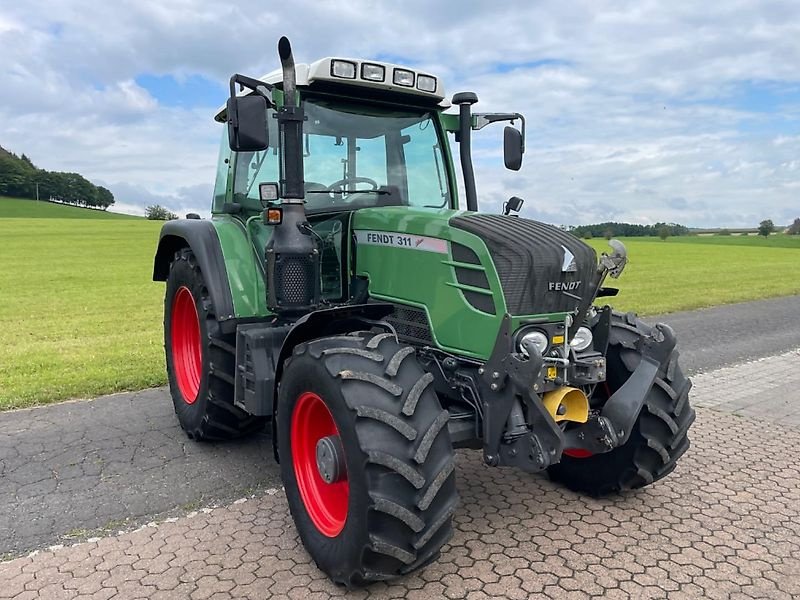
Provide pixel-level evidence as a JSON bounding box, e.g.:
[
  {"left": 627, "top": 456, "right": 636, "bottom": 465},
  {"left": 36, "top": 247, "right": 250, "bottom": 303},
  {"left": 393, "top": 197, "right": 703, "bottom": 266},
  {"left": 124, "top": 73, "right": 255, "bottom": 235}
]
[{"left": 479, "top": 314, "right": 677, "bottom": 473}]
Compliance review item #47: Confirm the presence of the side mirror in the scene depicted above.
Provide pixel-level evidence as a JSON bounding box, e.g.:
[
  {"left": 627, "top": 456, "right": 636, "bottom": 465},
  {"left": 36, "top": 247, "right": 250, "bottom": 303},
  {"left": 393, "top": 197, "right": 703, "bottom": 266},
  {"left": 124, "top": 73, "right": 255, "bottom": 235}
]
[
  {"left": 504, "top": 126, "right": 523, "bottom": 171},
  {"left": 503, "top": 196, "right": 524, "bottom": 215},
  {"left": 227, "top": 95, "right": 268, "bottom": 152}
]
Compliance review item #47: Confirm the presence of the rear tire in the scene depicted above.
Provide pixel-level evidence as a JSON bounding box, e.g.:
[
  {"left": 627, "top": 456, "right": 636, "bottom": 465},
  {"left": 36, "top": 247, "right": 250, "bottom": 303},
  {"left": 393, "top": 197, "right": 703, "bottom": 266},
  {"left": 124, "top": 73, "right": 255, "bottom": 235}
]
[
  {"left": 547, "top": 311, "right": 695, "bottom": 496},
  {"left": 164, "top": 248, "right": 266, "bottom": 441},
  {"left": 277, "top": 332, "right": 458, "bottom": 585}
]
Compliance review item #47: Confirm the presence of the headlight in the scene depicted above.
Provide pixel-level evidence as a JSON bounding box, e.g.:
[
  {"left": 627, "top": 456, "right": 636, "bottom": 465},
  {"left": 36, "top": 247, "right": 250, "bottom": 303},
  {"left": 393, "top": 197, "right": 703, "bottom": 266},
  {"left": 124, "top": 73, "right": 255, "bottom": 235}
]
[
  {"left": 518, "top": 330, "right": 548, "bottom": 357},
  {"left": 570, "top": 326, "right": 593, "bottom": 352}
]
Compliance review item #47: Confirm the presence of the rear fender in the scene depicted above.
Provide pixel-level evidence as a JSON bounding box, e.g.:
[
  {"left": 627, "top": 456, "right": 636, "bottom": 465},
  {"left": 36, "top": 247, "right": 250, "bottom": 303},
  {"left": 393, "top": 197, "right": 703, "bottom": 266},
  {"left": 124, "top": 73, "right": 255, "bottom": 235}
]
[
  {"left": 269, "top": 303, "right": 395, "bottom": 461},
  {"left": 153, "top": 220, "right": 236, "bottom": 321}
]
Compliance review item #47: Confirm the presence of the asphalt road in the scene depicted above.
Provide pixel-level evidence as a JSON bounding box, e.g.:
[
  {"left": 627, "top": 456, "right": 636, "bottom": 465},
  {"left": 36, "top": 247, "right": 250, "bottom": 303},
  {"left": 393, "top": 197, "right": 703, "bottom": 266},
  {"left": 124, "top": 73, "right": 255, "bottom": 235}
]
[
  {"left": 654, "top": 294, "right": 800, "bottom": 374},
  {"left": 1, "top": 295, "right": 798, "bottom": 558}
]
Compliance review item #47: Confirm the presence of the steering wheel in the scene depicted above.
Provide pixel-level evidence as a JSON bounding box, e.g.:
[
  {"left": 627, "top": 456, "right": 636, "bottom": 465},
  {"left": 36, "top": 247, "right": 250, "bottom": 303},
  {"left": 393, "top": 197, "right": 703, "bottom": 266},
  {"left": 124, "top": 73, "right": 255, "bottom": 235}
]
[{"left": 327, "top": 177, "right": 379, "bottom": 200}]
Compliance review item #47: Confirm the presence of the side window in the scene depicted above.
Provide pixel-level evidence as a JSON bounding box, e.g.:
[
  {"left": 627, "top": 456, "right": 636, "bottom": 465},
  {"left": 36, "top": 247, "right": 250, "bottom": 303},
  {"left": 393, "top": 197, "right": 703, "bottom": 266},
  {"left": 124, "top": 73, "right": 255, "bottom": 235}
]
[
  {"left": 213, "top": 128, "right": 232, "bottom": 212},
  {"left": 232, "top": 107, "right": 279, "bottom": 209},
  {"left": 234, "top": 147, "right": 279, "bottom": 205},
  {"left": 403, "top": 121, "right": 449, "bottom": 208}
]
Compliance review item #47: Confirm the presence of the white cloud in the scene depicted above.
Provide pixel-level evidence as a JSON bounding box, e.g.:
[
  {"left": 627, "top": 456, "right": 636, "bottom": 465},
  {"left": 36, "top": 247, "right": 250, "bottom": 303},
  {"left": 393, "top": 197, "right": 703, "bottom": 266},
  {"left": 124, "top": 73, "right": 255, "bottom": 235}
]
[{"left": 1, "top": 1, "right": 799, "bottom": 225}]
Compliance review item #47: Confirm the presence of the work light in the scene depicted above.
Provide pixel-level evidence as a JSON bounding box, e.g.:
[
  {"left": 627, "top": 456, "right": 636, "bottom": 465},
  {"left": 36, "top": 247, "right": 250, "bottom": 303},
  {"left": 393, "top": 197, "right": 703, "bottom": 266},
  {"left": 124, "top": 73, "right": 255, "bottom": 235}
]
[
  {"left": 259, "top": 182, "right": 280, "bottom": 205},
  {"left": 417, "top": 74, "right": 437, "bottom": 93},
  {"left": 361, "top": 63, "right": 385, "bottom": 82},
  {"left": 393, "top": 68, "right": 415, "bottom": 87},
  {"left": 331, "top": 60, "right": 356, "bottom": 79}
]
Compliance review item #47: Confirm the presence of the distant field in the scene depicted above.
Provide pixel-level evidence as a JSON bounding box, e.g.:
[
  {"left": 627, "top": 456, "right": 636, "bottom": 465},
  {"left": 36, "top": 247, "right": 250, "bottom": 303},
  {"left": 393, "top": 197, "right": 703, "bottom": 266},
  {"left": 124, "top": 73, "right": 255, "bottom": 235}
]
[
  {"left": 631, "top": 233, "right": 800, "bottom": 249},
  {"left": 586, "top": 234, "right": 800, "bottom": 314},
  {"left": 0, "top": 217, "right": 798, "bottom": 410},
  {"left": 0, "top": 196, "right": 140, "bottom": 219}
]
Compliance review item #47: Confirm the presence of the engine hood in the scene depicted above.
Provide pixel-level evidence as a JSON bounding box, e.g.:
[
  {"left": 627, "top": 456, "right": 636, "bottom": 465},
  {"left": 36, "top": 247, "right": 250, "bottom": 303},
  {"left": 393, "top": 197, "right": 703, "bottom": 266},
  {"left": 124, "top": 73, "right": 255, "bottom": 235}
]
[{"left": 450, "top": 214, "right": 597, "bottom": 316}]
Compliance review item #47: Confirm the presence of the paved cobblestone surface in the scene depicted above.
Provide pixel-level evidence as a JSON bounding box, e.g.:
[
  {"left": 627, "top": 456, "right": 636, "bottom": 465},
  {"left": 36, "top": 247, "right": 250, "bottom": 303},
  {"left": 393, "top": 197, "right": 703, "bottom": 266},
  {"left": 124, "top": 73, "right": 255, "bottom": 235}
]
[
  {"left": 2, "top": 350, "right": 799, "bottom": 598},
  {"left": 692, "top": 348, "right": 800, "bottom": 425}
]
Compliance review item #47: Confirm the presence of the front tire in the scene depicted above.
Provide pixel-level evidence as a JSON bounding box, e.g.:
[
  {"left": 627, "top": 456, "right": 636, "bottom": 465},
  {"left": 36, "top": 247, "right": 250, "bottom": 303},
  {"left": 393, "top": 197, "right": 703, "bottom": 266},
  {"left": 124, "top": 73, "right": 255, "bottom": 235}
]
[
  {"left": 277, "top": 332, "right": 458, "bottom": 585},
  {"left": 164, "top": 248, "right": 265, "bottom": 440},
  {"left": 548, "top": 312, "right": 696, "bottom": 495}
]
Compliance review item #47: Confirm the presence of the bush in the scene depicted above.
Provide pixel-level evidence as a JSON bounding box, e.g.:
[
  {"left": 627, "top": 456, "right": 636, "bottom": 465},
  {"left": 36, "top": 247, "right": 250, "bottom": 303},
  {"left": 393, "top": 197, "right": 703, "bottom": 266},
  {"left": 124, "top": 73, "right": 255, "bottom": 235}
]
[
  {"left": 718, "top": 229, "right": 731, "bottom": 236},
  {"left": 788, "top": 218, "right": 800, "bottom": 235},
  {"left": 145, "top": 205, "right": 178, "bottom": 221}
]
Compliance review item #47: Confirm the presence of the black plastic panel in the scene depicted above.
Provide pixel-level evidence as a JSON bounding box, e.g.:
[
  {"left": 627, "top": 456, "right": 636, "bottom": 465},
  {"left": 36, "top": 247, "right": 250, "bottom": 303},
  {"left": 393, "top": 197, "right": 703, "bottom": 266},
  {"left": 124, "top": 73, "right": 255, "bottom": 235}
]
[{"left": 450, "top": 214, "right": 596, "bottom": 316}]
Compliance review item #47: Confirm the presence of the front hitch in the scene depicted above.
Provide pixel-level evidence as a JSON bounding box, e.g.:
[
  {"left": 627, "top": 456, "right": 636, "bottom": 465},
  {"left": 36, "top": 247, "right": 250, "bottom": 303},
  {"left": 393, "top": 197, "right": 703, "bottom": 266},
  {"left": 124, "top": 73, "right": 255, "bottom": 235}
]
[
  {"left": 479, "top": 315, "right": 677, "bottom": 470},
  {"left": 479, "top": 315, "right": 565, "bottom": 473},
  {"left": 563, "top": 322, "right": 677, "bottom": 453}
]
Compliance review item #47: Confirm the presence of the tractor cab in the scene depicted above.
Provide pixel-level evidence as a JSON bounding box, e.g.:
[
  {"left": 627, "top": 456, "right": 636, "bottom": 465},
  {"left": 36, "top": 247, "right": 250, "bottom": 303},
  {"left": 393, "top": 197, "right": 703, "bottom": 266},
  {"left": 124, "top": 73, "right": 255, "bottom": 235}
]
[{"left": 211, "top": 57, "right": 458, "bottom": 218}]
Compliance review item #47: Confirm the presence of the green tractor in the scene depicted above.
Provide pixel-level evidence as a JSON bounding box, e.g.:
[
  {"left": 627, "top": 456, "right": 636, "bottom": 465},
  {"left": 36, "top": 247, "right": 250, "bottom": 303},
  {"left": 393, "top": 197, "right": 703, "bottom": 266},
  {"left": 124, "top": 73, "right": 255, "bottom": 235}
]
[{"left": 153, "top": 37, "right": 694, "bottom": 584}]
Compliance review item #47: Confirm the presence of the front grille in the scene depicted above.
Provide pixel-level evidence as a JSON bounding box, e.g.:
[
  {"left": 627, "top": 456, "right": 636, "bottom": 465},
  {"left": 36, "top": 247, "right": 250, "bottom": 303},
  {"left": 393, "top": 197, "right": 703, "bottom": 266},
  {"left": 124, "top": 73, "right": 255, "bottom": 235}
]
[{"left": 386, "top": 305, "right": 433, "bottom": 345}]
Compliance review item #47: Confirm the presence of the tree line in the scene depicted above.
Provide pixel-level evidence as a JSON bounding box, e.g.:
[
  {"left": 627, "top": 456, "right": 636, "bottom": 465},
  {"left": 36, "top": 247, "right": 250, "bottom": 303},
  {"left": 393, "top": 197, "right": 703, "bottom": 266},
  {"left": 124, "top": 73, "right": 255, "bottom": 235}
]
[
  {"left": 567, "top": 221, "right": 690, "bottom": 239},
  {"left": 0, "top": 145, "right": 115, "bottom": 210}
]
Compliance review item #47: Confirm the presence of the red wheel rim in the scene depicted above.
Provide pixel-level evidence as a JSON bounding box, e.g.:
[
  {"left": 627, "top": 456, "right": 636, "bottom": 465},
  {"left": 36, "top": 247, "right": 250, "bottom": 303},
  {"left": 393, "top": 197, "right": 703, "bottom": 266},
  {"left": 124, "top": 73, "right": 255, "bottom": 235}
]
[
  {"left": 291, "top": 392, "right": 349, "bottom": 537},
  {"left": 563, "top": 448, "right": 594, "bottom": 459},
  {"left": 171, "top": 286, "right": 202, "bottom": 404}
]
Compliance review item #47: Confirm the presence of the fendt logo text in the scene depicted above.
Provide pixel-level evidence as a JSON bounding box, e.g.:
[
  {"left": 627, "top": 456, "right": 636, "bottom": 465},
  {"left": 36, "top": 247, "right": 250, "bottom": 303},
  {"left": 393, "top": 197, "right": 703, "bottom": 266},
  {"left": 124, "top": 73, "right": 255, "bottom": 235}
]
[{"left": 548, "top": 281, "right": 582, "bottom": 291}]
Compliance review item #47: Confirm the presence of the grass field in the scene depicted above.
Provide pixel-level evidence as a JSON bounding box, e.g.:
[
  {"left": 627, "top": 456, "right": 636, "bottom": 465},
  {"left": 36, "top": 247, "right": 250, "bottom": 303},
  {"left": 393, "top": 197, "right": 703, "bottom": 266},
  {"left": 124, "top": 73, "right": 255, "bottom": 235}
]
[
  {"left": 0, "top": 218, "right": 165, "bottom": 410},
  {"left": 0, "top": 196, "right": 141, "bottom": 219},
  {"left": 586, "top": 236, "right": 800, "bottom": 314},
  {"left": 1, "top": 204, "right": 798, "bottom": 410}
]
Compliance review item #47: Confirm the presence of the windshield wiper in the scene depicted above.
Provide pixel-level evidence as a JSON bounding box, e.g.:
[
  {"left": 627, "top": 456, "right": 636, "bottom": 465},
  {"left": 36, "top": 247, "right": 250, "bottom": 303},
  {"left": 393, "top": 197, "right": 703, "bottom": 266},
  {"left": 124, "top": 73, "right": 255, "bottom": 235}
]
[{"left": 305, "top": 189, "right": 389, "bottom": 194}]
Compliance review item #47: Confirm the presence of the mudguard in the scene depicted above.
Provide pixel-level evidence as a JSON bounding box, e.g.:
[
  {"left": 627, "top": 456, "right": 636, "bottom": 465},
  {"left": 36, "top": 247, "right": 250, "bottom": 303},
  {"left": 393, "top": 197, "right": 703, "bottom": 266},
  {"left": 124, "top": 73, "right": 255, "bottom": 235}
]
[{"left": 152, "top": 220, "right": 236, "bottom": 321}]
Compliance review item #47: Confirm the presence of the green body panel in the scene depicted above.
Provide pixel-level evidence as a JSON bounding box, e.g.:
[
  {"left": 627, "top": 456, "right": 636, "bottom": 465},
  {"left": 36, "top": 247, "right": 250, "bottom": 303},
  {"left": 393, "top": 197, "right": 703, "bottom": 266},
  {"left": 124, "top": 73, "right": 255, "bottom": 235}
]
[
  {"left": 352, "top": 207, "right": 568, "bottom": 359},
  {"left": 210, "top": 215, "right": 269, "bottom": 317}
]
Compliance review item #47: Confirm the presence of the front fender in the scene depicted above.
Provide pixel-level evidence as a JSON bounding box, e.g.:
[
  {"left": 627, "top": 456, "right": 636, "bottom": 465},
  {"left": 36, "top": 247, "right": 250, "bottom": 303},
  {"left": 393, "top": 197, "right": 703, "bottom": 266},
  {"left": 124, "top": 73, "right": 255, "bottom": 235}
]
[{"left": 152, "top": 220, "right": 236, "bottom": 321}]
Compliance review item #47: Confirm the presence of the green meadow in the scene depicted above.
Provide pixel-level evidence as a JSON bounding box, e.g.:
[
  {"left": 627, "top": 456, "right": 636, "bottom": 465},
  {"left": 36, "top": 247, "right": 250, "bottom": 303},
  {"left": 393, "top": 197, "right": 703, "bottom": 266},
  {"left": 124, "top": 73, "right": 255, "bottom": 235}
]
[
  {"left": 0, "top": 196, "right": 141, "bottom": 219},
  {"left": 1, "top": 196, "right": 798, "bottom": 409}
]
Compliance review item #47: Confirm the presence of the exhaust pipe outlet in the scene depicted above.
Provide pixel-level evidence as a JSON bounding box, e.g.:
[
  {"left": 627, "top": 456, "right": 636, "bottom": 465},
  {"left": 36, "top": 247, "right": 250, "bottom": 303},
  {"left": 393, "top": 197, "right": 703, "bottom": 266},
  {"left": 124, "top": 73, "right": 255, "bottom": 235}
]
[{"left": 278, "top": 36, "right": 297, "bottom": 107}]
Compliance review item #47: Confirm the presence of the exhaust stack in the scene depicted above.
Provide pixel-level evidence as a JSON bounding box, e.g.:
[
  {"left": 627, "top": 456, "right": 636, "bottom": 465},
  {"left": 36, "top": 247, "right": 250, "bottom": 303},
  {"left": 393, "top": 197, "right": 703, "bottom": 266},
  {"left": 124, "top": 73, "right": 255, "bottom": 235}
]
[
  {"left": 276, "top": 36, "right": 305, "bottom": 201},
  {"left": 266, "top": 37, "right": 319, "bottom": 317}
]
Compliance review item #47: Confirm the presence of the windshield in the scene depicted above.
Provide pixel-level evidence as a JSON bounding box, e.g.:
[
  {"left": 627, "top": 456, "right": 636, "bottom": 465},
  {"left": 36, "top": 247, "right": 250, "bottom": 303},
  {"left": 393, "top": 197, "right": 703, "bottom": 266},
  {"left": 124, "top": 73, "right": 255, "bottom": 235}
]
[{"left": 232, "top": 99, "right": 451, "bottom": 212}]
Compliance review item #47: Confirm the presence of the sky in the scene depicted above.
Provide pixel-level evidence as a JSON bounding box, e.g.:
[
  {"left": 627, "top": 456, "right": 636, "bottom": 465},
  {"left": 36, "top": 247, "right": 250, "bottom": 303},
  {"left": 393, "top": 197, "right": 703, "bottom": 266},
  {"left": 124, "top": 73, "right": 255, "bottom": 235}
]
[{"left": 1, "top": 1, "right": 799, "bottom": 227}]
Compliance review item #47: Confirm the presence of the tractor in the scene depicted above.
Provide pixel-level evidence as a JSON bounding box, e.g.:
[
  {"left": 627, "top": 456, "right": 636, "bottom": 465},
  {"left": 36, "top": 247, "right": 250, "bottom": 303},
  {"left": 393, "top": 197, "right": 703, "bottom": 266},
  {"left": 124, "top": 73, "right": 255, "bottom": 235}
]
[{"left": 153, "top": 37, "right": 695, "bottom": 585}]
